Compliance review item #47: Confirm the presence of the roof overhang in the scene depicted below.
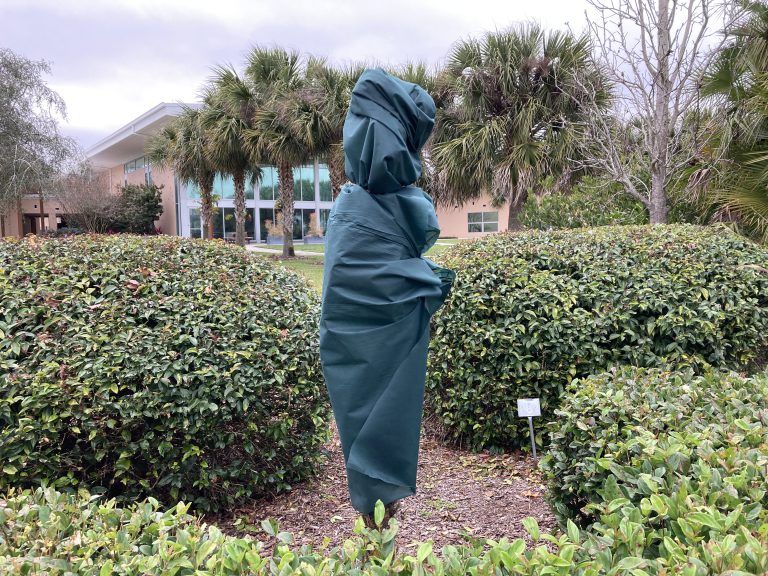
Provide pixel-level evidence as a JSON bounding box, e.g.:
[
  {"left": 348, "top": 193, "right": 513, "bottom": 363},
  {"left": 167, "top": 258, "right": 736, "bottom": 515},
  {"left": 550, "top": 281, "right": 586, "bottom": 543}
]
[{"left": 85, "top": 102, "right": 199, "bottom": 168}]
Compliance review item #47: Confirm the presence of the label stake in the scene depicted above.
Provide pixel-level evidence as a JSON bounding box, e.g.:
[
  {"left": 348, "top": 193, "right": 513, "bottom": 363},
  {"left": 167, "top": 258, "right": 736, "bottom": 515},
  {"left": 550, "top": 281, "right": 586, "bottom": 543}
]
[{"left": 517, "top": 398, "right": 541, "bottom": 459}]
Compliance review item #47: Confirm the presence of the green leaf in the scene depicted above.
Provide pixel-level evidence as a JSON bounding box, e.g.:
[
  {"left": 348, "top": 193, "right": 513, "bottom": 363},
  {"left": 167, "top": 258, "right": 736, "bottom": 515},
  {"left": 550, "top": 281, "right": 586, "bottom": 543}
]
[
  {"left": 522, "top": 517, "right": 540, "bottom": 541},
  {"left": 566, "top": 519, "right": 580, "bottom": 544},
  {"left": 417, "top": 541, "right": 433, "bottom": 563},
  {"left": 261, "top": 518, "right": 278, "bottom": 536},
  {"left": 374, "top": 500, "right": 385, "bottom": 527}
]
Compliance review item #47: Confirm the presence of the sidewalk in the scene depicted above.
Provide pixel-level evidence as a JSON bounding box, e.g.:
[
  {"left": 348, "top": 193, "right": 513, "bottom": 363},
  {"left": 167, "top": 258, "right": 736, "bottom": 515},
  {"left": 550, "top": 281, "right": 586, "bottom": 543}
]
[
  {"left": 246, "top": 245, "right": 322, "bottom": 257},
  {"left": 247, "top": 240, "right": 456, "bottom": 257}
]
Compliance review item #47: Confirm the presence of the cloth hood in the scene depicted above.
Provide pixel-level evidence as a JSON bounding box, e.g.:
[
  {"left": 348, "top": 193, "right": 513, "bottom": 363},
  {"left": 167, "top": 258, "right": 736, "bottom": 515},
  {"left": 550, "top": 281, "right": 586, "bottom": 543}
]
[{"left": 343, "top": 69, "right": 436, "bottom": 194}]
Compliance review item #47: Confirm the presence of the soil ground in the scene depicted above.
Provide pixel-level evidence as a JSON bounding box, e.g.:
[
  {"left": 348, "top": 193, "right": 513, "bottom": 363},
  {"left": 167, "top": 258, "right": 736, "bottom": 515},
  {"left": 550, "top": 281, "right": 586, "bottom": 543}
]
[{"left": 210, "top": 428, "right": 557, "bottom": 552}]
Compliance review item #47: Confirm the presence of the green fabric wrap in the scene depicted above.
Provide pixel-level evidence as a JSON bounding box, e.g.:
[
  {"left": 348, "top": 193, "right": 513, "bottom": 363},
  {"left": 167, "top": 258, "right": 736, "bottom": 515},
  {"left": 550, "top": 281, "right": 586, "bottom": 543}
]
[{"left": 319, "top": 69, "right": 455, "bottom": 513}]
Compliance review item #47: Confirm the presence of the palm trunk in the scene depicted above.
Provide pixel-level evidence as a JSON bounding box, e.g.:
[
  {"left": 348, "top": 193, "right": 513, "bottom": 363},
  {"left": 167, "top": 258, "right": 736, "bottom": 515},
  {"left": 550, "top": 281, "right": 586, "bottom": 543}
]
[
  {"left": 650, "top": 0, "right": 671, "bottom": 224},
  {"left": 233, "top": 168, "right": 246, "bottom": 246},
  {"left": 199, "top": 180, "right": 215, "bottom": 240},
  {"left": 38, "top": 191, "right": 46, "bottom": 233},
  {"left": 278, "top": 162, "right": 295, "bottom": 258},
  {"left": 328, "top": 143, "right": 347, "bottom": 200},
  {"left": 506, "top": 190, "right": 529, "bottom": 232}
]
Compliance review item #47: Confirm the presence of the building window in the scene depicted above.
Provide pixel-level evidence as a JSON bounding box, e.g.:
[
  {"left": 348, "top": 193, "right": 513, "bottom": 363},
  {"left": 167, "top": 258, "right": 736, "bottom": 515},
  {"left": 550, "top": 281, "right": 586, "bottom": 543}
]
[
  {"left": 189, "top": 208, "right": 202, "bottom": 238},
  {"left": 125, "top": 155, "right": 146, "bottom": 174},
  {"left": 468, "top": 211, "right": 498, "bottom": 233},
  {"left": 319, "top": 208, "right": 330, "bottom": 233},
  {"left": 293, "top": 165, "right": 315, "bottom": 202},
  {"left": 217, "top": 175, "right": 234, "bottom": 200},
  {"left": 212, "top": 175, "right": 255, "bottom": 200},
  {"left": 219, "top": 207, "right": 255, "bottom": 241},
  {"left": 318, "top": 165, "right": 332, "bottom": 201},
  {"left": 294, "top": 208, "right": 322, "bottom": 239},
  {"left": 259, "top": 207, "right": 275, "bottom": 242},
  {"left": 186, "top": 181, "right": 200, "bottom": 199},
  {"left": 259, "top": 166, "right": 278, "bottom": 200}
]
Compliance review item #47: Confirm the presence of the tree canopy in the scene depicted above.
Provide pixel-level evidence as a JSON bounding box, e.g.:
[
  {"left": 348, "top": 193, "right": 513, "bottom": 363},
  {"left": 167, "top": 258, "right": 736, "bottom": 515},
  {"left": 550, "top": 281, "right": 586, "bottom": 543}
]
[
  {"left": 0, "top": 48, "right": 75, "bottom": 216},
  {"left": 429, "top": 25, "right": 607, "bottom": 229}
]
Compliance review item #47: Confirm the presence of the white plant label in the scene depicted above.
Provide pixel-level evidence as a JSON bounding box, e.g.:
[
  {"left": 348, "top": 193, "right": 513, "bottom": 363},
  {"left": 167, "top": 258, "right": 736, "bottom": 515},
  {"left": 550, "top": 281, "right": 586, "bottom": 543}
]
[{"left": 517, "top": 398, "right": 541, "bottom": 418}]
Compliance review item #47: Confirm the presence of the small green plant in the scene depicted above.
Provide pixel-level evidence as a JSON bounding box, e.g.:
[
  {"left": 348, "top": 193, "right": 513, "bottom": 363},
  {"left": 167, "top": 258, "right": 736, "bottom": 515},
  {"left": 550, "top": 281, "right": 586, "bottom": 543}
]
[
  {"left": 542, "top": 366, "right": 768, "bottom": 526},
  {"left": 426, "top": 498, "right": 457, "bottom": 511},
  {"left": 3, "top": 486, "right": 768, "bottom": 574}
]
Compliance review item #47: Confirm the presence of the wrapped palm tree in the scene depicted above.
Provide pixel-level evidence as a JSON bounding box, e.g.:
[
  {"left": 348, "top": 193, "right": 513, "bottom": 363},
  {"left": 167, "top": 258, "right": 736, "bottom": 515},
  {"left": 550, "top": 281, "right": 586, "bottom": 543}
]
[{"left": 146, "top": 106, "right": 217, "bottom": 239}]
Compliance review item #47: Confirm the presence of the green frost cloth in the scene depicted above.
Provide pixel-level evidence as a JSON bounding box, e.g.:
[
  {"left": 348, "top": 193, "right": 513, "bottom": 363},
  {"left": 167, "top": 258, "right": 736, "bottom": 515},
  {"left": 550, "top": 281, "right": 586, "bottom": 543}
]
[{"left": 319, "top": 69, "right": 455, "bottom": 514}]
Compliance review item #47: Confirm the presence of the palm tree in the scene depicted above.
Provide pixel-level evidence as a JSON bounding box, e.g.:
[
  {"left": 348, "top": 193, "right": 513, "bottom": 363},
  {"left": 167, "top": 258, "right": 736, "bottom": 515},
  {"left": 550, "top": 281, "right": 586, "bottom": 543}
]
[
  {"left": 146, "top": 106, "right": 217, "bottom": 239},
  {"left": 430, "top": 25, "right": 606, "bottom": 229},
  {"left": 388, "top": 62, "right": 448, "bottom": 198},
  {"left": 243, "top": 47, "right": 310, "bottom": 258},
  {"left": 303, "top": 59, "right": 365, "bottom": 199},
  {"left": 202, "top": 67, "right": 260, "bottom": 247},
  {"left": 699, "top": 1, "right": 768, "bottom": 240}
]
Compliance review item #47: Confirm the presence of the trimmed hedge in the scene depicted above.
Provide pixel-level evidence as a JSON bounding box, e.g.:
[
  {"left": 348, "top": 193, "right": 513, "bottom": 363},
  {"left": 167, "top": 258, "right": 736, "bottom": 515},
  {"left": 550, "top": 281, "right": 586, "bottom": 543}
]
[
  {"left": 542, "top": 367, "right": 768, "bottom": 525},
  {"left": 3, "top": 485, "right": 768, "bottom": 574},
  {"left": 0, "top": 235, "right": 329, "bottom": 512},
  {"left": 520, "top": 179, "right": 647, "bottom": 230},
  {"left": 426, "top": 225, "right": 768, "bottom": 449}
]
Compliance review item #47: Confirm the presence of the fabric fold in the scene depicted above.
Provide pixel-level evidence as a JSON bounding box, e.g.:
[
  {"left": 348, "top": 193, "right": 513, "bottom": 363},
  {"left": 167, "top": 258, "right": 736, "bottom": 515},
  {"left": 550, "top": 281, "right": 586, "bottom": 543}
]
[{"left": 319, "top": 69, "right": 455, "bottom": 514}]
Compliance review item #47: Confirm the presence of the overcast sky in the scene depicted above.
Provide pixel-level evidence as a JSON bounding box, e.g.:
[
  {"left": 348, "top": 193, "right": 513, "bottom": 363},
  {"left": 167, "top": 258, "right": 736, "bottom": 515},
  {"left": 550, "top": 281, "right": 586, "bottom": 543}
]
[{"left": 1, "top": 0, "right": 591, "bottom": 150}]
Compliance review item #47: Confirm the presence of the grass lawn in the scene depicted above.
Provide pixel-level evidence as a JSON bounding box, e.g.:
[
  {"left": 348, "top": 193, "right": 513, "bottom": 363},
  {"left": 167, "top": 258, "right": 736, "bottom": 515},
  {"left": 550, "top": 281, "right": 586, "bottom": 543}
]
[
  {"left": 424, "top": 243, "right": 456, "bottom": 258},
  {"left": 257, "top": 238, "right": 462, "bottom": 258},
  {"left": 279, "top": 257, "right": 325, "bottom": 291},
  {"left": 265, "top": 238, "right": 464, "bottom": 293},
  {"left": 256, "top": 243, "right": 326, "bottom": 254}
]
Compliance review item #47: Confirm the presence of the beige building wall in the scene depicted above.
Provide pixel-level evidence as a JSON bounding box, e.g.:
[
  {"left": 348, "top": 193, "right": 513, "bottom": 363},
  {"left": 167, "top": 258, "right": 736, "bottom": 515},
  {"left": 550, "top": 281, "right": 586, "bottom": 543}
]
[
  {"left": 1, "top": 208, "right": 21, "bottom": 237},
  {"left": 1, "top": 164, "right": 177, "bottom": 239},
  {"left": 435, "top": 192, "right": 510, "bottom": 239},
  {"left": 107, "top": 165, "right": 123, "bottom": 192},
  {"left": 1, "top": 196, "right": 69, "bottom": 238},
  {"left": 152, "top": 167, "right": 177, "bottom": 236}
]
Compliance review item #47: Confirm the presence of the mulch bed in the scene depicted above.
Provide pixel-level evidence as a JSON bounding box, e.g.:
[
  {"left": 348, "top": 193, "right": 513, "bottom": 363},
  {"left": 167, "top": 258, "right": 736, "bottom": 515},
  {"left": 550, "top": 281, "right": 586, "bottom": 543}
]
[{"left": 209, "top": 427, "right": 557, "bottom": 552}]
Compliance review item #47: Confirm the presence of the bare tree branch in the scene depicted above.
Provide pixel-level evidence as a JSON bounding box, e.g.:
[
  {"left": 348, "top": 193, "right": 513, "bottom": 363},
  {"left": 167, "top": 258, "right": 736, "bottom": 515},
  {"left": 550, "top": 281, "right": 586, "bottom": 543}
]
[{"left": 570, "top": 0, "right": 739, "bottom": 223}]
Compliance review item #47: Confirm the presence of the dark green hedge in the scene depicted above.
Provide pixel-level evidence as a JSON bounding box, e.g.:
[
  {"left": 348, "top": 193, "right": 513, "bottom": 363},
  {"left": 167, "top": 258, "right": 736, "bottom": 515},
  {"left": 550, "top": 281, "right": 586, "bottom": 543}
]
[
  {"left": 520, "top": 178, "right": 647, "bottom": 230},
  {"left": 541, "top": 367, "right": 768, "bottom": 526},
  {"left": 0, "top": 235, "right": 329, "bottom": 512},
  {"left": 427, "top": 225, "right": 768, "bottom": 449}
]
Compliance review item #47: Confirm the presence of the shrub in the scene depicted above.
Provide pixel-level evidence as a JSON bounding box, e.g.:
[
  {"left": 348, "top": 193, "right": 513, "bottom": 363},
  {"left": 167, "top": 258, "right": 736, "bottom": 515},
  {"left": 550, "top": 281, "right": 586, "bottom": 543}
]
[
  {"left": 0, "top": 235, "right": 329, "bottom": 512},
  {"left": 3, "top": 486, "right": 768, "bottom": 574},
  {"left": 110, "top": 183, "right": 164, "bottom": 234},
  {"left": 519, "top": 178, "right": 648, "bottom": 230},
  {"left": 542, "top": 367, "right": 768, "bottom": 525},
  {"left": 427, "top": 225, "right": 768, "bottom": 449},
  {"left": 40, "top": 226, "right": 85, "bottom": 237}
]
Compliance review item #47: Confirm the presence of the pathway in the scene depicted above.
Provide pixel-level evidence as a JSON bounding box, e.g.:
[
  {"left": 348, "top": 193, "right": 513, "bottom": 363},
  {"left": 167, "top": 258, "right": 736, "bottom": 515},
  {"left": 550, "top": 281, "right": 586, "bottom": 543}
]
[{"left": 246, "top": 245, "right": 322, "bottom": 257}]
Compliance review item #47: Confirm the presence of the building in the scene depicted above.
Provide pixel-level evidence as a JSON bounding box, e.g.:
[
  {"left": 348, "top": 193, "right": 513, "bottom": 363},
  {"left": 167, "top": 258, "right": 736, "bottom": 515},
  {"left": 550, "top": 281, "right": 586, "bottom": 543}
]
[{"left": 0, "top": 103, "right": 509, "bottom": 241}]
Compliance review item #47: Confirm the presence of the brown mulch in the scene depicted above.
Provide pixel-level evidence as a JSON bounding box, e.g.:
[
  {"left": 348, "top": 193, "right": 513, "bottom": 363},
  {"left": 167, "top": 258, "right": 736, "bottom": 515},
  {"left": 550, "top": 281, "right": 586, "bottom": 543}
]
[{"left": 209, "top": 428, "right": 557, "bottom": 552}]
